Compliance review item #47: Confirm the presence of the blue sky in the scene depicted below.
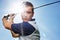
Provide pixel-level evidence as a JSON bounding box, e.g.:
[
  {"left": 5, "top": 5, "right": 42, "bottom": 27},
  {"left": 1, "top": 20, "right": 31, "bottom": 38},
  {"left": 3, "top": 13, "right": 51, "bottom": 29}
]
[{"left": 0, "top": 0, "right": 60, "bottom": 40}]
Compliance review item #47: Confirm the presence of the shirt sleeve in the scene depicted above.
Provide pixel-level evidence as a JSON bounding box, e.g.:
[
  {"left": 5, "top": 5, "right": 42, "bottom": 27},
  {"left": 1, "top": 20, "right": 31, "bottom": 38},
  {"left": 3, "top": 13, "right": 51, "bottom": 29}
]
[
  {"left": 11, "top": 22, "right": 35, "bottom": 36},
  {"left": 11, "top": 23, "right": 22, "bottom": 35}
]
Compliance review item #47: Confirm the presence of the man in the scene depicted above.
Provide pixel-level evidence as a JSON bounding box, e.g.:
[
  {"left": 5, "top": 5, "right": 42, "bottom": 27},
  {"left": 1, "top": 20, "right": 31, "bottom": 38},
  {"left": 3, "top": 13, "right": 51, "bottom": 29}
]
[{"left": 2, "top": 1, "right": 40, "bottom": 40}]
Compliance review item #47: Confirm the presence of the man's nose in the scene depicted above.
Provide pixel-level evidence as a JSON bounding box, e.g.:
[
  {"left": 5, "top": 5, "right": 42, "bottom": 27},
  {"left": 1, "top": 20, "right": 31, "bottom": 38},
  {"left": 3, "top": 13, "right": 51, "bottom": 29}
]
[{"left": 24, "top": 13, "right": 27, "bottom": 17}]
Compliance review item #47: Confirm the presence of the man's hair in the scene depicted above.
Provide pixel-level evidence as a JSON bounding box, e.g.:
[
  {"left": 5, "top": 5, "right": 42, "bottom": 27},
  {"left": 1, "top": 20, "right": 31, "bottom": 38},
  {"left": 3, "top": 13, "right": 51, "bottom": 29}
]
[{"left": 22, "top": 1, "right": 34, "bottom": 13}]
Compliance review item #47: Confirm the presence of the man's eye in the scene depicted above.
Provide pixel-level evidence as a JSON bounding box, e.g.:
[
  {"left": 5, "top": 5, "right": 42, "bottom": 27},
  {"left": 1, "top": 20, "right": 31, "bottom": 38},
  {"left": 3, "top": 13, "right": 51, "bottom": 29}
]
[{"left": 27, "top": 12, "right": 32, "bottom": 14}]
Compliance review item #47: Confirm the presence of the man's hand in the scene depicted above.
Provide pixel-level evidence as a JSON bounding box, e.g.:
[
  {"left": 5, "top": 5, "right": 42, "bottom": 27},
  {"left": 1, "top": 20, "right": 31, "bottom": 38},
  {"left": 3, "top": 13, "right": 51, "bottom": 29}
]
[
  {"left": 2, "top": 13, "right": 20, "bottom": 37},
  {"left": 2, "top": 13, "right": 15, "bottom": 30}
]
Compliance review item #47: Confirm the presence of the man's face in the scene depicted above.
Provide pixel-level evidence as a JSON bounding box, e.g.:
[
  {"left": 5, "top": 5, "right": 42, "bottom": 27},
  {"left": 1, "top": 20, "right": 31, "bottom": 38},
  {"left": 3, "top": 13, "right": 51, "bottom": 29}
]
[{"left": 21, "top": 6, "right": 34, "bottom": 22}]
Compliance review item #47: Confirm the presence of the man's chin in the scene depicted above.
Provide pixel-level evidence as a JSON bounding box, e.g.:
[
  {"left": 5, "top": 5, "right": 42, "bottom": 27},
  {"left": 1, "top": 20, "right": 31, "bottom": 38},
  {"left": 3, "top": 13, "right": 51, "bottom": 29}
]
[{"left": 23, "top": 20, "right": 28, "bottom": 22}]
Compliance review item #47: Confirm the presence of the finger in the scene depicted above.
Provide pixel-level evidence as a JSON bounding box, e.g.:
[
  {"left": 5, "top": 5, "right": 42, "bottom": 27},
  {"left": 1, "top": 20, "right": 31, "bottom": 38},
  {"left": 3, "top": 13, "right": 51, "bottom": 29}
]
[
  {"left": 8, "top": 13, "right": 15, "bottom": 17},
  {"left": 9, "top": 14, "right": 15, "bottom": 20}
]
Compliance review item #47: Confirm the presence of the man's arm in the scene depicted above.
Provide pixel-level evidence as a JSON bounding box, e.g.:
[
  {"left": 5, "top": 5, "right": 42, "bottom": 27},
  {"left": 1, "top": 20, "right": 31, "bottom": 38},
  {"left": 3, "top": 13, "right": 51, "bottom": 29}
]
[
  {"left": 2, "top": 14, "right": 20, "bottom": 37},
  {"left": 2, "top": 15, "right": 13, "bottom": 30},
  {"left": 10, "top": 30, "right": 20, "bottom": 38}
]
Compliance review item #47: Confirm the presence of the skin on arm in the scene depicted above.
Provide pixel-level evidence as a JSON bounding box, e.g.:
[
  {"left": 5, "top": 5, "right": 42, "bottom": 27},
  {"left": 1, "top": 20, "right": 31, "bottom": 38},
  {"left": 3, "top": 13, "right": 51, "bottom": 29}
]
[
  {"left": 10, "top": 30, "right": 20, "bottom": 38},
  {"left": 2, "top": 14, "right": 14, "bottom": 30},
  {"left": 2, "top": 14, "right": 20, "bottom": 37}
]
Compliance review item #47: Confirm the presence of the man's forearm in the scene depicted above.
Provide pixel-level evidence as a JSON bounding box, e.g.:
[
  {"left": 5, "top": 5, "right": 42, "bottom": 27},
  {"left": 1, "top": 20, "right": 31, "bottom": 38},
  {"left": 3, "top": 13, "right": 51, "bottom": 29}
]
[
  {"left": 10, "top": 30, "right": 20, "bottom": 38},
  {"left": 2, "top": 14, "right": 15, "bottom": 30},
  {"left": 2, "top": 18, "right": 13, "bottom": 30}
]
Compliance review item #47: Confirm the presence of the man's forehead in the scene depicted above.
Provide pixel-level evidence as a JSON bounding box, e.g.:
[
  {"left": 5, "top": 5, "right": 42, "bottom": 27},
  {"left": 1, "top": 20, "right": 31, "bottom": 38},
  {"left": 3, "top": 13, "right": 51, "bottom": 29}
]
[
  {"left": 23, "top": 6, "right": 33, "bottom": 11},
  {"left": 20, "top": 4, "right": 33, "bottom": 13}
]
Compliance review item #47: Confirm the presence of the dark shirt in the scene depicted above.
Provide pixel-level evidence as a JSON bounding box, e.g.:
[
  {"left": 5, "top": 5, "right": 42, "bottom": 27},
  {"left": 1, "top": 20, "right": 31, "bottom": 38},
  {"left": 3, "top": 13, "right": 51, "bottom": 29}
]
[{"left": 11, "top": 19, "right": 35, "bottom": 36}]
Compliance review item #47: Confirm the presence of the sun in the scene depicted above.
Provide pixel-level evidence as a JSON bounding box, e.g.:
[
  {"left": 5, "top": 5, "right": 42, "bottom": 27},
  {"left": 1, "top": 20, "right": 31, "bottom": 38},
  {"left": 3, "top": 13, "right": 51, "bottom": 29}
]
[{"left": 4, "top": 0, "right": 29, "bottom": 23}]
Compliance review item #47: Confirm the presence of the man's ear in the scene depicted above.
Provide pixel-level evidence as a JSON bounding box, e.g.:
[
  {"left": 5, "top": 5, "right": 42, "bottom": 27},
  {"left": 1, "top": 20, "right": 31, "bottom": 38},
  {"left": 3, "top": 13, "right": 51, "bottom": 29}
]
[{"left": 32, "top": 12, "right": 34, "bottom": 17}]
